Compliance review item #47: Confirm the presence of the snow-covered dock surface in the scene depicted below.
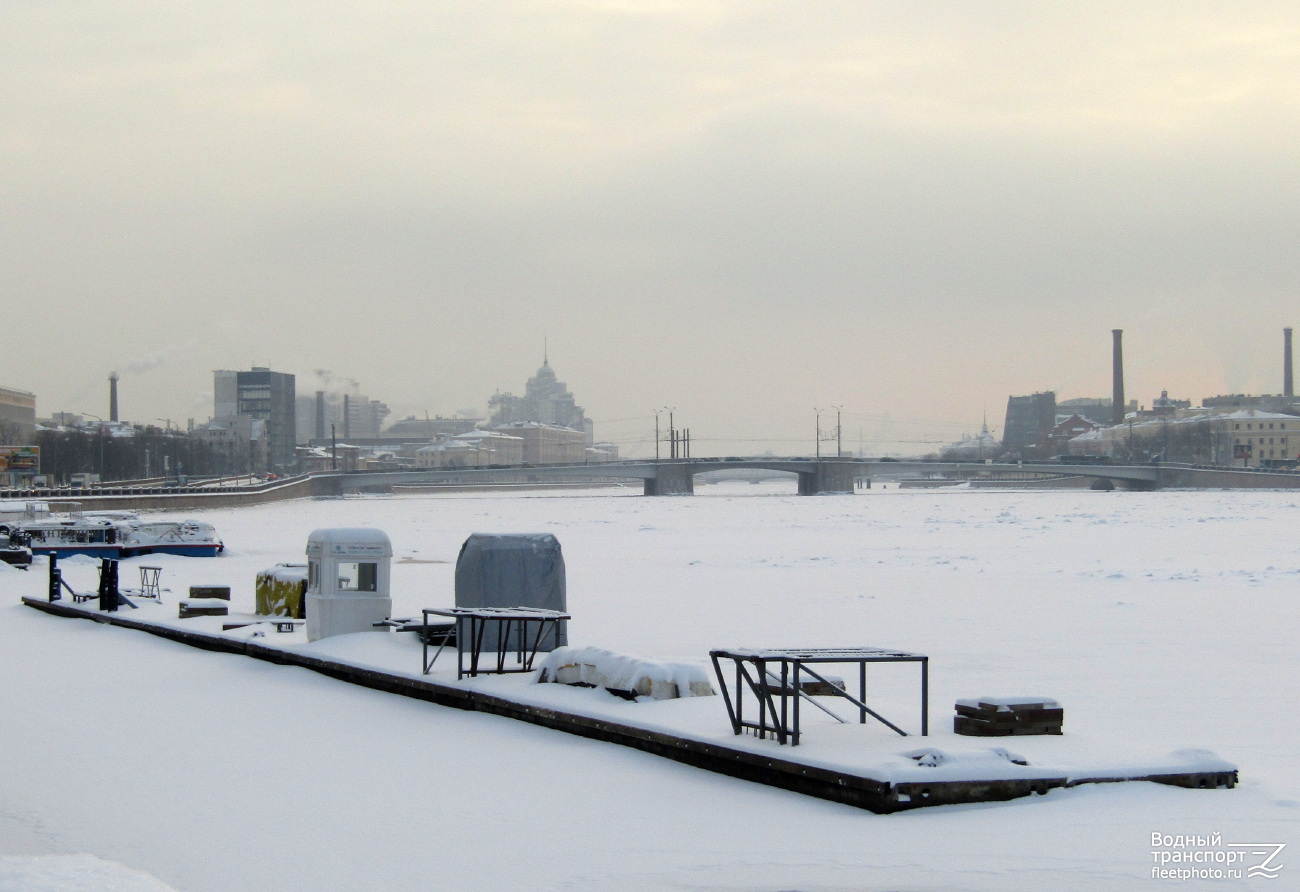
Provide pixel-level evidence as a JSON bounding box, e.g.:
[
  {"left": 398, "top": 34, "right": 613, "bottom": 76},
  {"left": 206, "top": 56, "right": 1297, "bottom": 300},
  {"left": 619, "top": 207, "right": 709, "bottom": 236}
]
[
  {"left": 3, "top": 483, "right": 1298, "bottom": 890},
  {"left": 20, "top": 594, "right": 1239, "bottom": 792}
]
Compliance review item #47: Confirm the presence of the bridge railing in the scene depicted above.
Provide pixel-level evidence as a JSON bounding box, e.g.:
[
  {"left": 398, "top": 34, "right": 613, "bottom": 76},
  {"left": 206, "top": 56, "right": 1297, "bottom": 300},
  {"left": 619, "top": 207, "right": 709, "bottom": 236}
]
[{"left": 0, "top": 472, "right": 320, "bottom": 502}]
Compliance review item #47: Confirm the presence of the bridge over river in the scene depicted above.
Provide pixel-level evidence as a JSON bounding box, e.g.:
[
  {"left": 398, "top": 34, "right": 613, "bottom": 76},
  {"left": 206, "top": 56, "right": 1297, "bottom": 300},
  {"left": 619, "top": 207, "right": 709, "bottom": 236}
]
[
  {"left": 330, "top": 457, "right": 1276, "bottom": 496},
  {"left": 7, "top": 459, "right": 1299, "bottom": 513}
]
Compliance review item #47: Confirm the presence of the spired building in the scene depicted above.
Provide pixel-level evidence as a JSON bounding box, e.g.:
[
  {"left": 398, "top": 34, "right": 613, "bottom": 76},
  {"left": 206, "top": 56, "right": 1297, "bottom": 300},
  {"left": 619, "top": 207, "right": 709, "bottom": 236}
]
[
  {"left": 939, "top": 417, "right": 999, "bottom": 461},
  {"left": 487, "top": 357, "right": 593, "bottom": 443}
]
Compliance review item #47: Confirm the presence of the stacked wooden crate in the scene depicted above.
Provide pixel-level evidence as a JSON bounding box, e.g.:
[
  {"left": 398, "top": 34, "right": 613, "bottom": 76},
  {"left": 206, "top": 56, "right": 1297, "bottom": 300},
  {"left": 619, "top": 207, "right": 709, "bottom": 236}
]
[
  {"left": 954, "top": 697, "right": 1063, "bottom": 736},
  {"left": 179, "top": 585, "right": 231, "bottom": 619}
]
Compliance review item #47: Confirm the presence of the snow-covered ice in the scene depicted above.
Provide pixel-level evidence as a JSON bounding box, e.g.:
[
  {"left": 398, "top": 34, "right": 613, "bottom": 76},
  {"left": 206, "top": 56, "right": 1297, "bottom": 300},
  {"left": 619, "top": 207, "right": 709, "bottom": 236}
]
[
  {"left": 0, "top": 854, "right": 177, "bottom": 892},
  {"left": 1, "top": 481, "right": 1297, "bottom": 890}
]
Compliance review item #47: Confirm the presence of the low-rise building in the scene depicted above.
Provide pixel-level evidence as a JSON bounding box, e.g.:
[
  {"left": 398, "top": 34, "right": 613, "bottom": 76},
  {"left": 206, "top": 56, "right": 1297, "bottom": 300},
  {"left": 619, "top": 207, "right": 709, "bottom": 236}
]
[
  {"left": 296, "top": 446, "right": 336, "bottom": 473},
  {"left": 1215, "top": 409, "right": 1297, "bottom": 467},
  {"left": 415, "top": 430, "right": 525, "bottom": 468},
  {"left": 415, "top": 440, "right": 476, "bottom": 469},
  {"left": 1067, "top": 407, "right": 1298, "bottom": 466},
  {"left": 586, "top": 442, "right": 620, "bottom": 462},
  {"left": 357, "top": 452, "right": 409, "bottom": 472},
  {"left": 1048, "top": 414, "right": 1099, "bottom": 455},
  {"left": 1065, "top": 428, "right": 1110, "bottom": 457},
  {"left": 1201, "top": 394, "right": 1300, "bottom": 416},
  {"left": 490, "top": 422, "right": 586, "bottom": 464},
  {"left": 295, "top": 444, "right": 360, "bottom": 472},
  {"left": 191, "top": 416, "right": 268, "bottom": 474}
]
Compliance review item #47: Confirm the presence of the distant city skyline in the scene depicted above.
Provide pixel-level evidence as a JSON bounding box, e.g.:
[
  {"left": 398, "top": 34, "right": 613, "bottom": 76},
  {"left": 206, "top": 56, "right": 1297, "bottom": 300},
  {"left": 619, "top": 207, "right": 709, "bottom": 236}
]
[
  {"left": 19, "top": 326, "right": 1298, "bottom": 459},
  {"left": 4, "top": 3, "right": 1298, "bottom": 456}
]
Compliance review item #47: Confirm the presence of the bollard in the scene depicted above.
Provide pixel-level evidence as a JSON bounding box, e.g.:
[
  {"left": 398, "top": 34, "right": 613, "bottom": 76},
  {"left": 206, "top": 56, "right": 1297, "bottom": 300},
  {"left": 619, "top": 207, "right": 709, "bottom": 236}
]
[
  {"left": 48, "top": 554, "right": 61, "bottom": 602},
  {"left": 98, "top": 558, "right": 120, "bottom": 612}
]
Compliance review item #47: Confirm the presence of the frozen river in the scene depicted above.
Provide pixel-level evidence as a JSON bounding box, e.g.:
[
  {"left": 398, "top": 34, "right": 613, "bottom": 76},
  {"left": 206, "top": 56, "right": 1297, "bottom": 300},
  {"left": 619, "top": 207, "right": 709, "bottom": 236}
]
[{"left": 1, "top": 482, "right": 1296, "bottom": 890}]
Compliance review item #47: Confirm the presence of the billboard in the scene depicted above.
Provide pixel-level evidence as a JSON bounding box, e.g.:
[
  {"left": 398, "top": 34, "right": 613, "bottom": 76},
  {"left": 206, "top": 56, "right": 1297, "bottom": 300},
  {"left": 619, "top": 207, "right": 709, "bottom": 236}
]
[
  {"left": 0, "top": 446, "right": 39, "bottom": 472},
  {"left": 1233, "top": 444, "right": 1253, "bottom": 459}
]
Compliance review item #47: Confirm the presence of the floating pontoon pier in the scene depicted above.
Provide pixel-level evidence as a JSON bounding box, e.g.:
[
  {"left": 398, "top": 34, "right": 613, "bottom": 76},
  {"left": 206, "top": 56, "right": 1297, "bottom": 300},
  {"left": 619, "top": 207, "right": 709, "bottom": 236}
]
[{"left": 21, "top": 595, "right": 1238, "bottom": 815}]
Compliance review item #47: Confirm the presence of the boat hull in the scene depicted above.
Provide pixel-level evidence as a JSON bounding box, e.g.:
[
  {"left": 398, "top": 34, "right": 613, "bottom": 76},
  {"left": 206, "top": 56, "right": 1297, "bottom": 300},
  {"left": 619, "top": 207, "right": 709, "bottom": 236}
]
[
  {"left": 30, "top": 543, "right": 224, "bottom": 559},
  {"left": 28, "top": 543, "right": 122, "bottom": 559},
  {"left": 20, "top": 518, "right": 224, "bottom": 560},
  {"left": 119, "top": 544, "right": 224, "bottom": 558}
]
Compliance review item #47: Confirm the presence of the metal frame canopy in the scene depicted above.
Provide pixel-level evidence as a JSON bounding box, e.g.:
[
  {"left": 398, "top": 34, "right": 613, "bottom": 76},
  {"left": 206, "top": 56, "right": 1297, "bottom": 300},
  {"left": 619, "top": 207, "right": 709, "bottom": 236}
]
[
  {"left": 710, "top": 647, "right": 929, "bottom": 745},
  {"left": 423, "top": 606, "right": 571, "bottom": 679}
]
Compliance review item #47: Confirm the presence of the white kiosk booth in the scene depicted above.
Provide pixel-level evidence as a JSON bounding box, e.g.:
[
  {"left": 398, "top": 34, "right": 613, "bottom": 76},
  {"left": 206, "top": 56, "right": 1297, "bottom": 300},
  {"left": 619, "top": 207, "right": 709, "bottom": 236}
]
[{"left": 305, "top": 528, "right": 393, "bottom": 642}]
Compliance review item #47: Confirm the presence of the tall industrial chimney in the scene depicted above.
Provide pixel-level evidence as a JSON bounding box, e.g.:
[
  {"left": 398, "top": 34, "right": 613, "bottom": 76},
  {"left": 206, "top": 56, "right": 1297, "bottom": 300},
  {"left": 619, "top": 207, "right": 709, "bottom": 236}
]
[
  {"left": 109, "top": 372, "right": 120, "bottom": 422},
  {"left": 1285, "top": 328, "right": 1294, "bottom": 398},
  {"left": 1112, "top": 330, "right": 1125, "bottom": 425},
  {"left": 315, "top": 390, "right": 326, "bottom": 440},
  {"left": 342, "top": 393, "right": 351, "bottom": 439}
]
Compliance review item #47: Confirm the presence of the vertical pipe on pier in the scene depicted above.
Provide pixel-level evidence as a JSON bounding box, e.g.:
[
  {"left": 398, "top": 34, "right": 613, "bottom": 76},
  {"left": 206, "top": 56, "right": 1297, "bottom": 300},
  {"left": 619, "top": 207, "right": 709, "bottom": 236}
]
[
  {"left": 1112, "top": 330, "right": 1125, "bottom": 426},
  {"left": 1285, "top": 328, "right": 1293, "bottom": 397}
]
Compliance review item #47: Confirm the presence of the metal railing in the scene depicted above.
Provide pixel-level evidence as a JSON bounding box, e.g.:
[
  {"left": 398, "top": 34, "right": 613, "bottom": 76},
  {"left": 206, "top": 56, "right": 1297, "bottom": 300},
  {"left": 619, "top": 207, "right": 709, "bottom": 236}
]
[{"left": 0, "top": 472, "right": 318, "bottom": 501}]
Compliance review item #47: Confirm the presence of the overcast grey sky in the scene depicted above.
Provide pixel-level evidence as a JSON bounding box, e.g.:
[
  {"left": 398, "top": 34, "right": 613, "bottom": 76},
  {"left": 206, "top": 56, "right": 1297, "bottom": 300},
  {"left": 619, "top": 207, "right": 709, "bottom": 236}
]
[{"left": 4, "top": 2, "right": 1299, "bottom": 455}]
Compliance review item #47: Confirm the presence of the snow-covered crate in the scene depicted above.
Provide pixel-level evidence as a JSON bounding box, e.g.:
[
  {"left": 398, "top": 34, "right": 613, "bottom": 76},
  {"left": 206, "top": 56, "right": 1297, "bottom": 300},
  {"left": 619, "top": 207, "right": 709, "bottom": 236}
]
[
  {"left": 178, "top": 599, "right": 229, "bottom": 619},
  {"left": 954, "top": 698, "right": 1063, "bottom": 736},
  {"left": 537, "top": 646, "right": 715, "bottom": 700}
]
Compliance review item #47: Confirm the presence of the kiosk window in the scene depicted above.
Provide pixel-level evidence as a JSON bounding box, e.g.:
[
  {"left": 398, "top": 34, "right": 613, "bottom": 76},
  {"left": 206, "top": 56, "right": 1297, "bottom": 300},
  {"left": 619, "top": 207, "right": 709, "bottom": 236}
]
[
  {"left": 338, "top": 562, "right": 378, "bottom": 592},
  {"left": 308, "top": 560, "right": 319, "bottom": 590}
]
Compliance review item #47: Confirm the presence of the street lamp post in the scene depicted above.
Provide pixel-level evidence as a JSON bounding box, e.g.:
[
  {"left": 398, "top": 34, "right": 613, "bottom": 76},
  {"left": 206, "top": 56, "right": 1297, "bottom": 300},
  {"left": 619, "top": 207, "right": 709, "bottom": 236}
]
[
  {"left": 659, "top": 407, "right": 676, "bottom": 460},
  {"left": 153, "top": 419, "right": 174, "bottom": 482}
]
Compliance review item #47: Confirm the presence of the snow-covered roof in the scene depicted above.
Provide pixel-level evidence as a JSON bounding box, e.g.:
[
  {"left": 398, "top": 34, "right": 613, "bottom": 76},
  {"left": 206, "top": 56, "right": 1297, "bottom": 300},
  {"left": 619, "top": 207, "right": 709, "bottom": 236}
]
[
  {"left": 307, "top": 528, "right": 391, "bottom": 546},
  {"left": 306, "top": 527, "right": 393, "bottom": 557},
  {"left": 417, "top": 440, "right": 476, "bottom": 454},
  {"left": 1071, "top": 406, "right": 1299, "bottom": 440},
  {"left": 0, "top": 500, "right": 47, "bottom": 511},
  {"left": 492, "top": 421, "right": 582, "bottom": 433},
  {"left": 453, "top": 429, "right": 522, "bottom": 441},
  {"left": 1214, "top": 408, "right": 1297, "bottom": 421},
  {"left": 418, "top": 431, "right": 523, "bottom": 454}
]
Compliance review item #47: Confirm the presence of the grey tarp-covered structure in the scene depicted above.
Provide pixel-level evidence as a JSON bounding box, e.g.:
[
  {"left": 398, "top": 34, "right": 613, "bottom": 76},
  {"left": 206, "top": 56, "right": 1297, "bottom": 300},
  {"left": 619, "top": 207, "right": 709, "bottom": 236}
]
[{"left": 454, "top": 533, "right": 567, "bottom": 651}]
